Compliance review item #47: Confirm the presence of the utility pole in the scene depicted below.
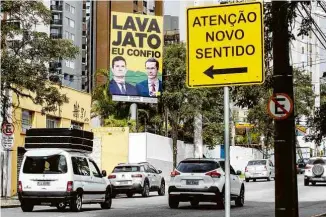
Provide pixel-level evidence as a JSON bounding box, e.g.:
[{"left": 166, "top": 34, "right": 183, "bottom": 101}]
[{"left": 272, "top": 2, "right": 299, "bottom": 217}]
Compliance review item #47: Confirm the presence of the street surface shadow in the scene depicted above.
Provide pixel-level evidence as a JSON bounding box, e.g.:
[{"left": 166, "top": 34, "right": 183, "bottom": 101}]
[{"left": 32, "top": 207, "right": 102, "bottom": 212}]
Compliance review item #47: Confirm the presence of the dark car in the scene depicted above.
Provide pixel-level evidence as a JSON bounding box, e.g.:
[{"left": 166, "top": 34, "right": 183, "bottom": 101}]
[{"left": 297, "top": 158, "right": 309, "bottom": 174}]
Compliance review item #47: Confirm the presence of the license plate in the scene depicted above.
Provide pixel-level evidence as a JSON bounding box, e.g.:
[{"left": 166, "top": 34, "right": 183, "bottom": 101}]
[
  {"left": 186, "top": 180, "right": 199, "bottom": 185},
  {"left": 37, "top": 181, "right": 50, "bottom": 186},
  {"left": 119, "top": 181, "right": 129, "bottom": 185}
]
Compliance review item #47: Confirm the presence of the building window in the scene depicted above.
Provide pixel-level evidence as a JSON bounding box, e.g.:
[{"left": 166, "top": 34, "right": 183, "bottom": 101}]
[
  {"left": 69, "top": 75, "right": 74, "bottom": 82},
  {"left": 71, "top": 121, "right": 83, "bottom": 130},
  {"left": 65, "top": 31, "right": 69, "bottom": 39},
  {"left": 70, "top": 19, "right": 75, "bottom": 28},
  {"left": 309, "top": 43, "right": 312, "bottom": 53},
  {"left": 71, "top": 33, "right": 75, "bottom": 42},
  {"left": 143, "top": 1, "right": 147, "bottom": 7},
  {"left": 310, "top": 57, "right": 312, "bottom": 66},
  {"left": 65, "top": 60, "right": 75, "bottom": 69},
  {"left": 46, "top": 116, "right": 60, "bottom": 128},
  {"left": 65, "top": 3, "right": 70, "bottom": 11},
  {"left": 71, "top": 6, "right": 75, "bottom": 14},
  {"left": 65, "top": 17, "right": 69, "bottom": 25},
  {"left": 21, "top": 110, "right": 33, "bottom": 133}
]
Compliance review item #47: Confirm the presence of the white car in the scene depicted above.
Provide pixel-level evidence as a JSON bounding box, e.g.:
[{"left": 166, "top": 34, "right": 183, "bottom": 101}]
[
  {"left": 244, "top": 159, "right": 275, "bottom": 182},
  {"left": 168, "top": 158, "right": 244, "bottom": 209},
  {"left": 18, "top": 149, "right": 112, "bottom": 212},
  {"left": 304, "top": 157, "right": 326, "bottom": 186},
  {"left": 108, "top": 162, "right": 165, "bottom": 197}
]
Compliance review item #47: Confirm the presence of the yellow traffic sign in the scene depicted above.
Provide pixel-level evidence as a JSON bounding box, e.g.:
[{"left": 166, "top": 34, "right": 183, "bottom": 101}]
[{"left": 186, "top": 2, "right": 264, "bottom": 88}]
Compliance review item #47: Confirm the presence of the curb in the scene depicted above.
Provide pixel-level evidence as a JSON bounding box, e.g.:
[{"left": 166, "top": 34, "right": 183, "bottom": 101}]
[
  {"left": 0, "top": 204, "right": 20, "bottom": 209},
  {"left": 311, "top": 213, "right": 326, "bottom": 217}
]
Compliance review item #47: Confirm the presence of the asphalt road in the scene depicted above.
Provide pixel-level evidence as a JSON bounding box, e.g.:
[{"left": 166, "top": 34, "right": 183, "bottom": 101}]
[{"left": 2, "top": 175, "right": 326, "bottom": 217}]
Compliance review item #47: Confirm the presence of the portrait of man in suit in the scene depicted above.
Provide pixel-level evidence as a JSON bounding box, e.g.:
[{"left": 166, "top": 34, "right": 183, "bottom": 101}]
[
  {"left": 109, "top": 56, "right": 137, "bottom": 96},
  {"left": 136, "top": 58, "right": 163, "bottom": 97}
]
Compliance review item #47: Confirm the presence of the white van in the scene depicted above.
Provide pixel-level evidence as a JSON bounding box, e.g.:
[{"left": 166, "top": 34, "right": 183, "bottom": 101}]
[{"left": 18, "top": 148, "right": 112, "bottom": 212}]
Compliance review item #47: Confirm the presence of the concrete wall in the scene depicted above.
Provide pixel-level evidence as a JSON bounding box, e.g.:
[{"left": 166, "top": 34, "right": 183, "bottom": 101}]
[
  {"left": 129, "top": 133, "right": 147, "bottom": 163},
  {"left": 128, "top": 133, "right": 195, "bottom": 182},
  {"left": 92, "top": 127, "right": 129, "bottom": 174},
  {"left": 204, "top": 145, "right": 263, "bottom": 173}
]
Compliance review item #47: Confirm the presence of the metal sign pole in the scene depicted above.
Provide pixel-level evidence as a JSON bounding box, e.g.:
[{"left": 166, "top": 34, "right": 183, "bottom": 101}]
[{"left": 224, "top": 86, "right": 230, "bottom": 217}]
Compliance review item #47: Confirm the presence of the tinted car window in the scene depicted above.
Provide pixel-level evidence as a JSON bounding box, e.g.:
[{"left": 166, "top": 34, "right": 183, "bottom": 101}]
[
  {"left": 113, "top": 166, "right": 140, "bottom": 172},
  {"left": 248, "top": 160, "right": 266, "bottom": 165},
  {"left": 71, "top": 157, "right": 90, "bottom": 176},
  {"left": 23, "top": 155, "right": 67, "bottom": 174},
  {"left": 307, "top": 159, "right": 326, "bottom": 165},
  {"left": 177, "top": 161, "right": 220, "bottom": 173}
]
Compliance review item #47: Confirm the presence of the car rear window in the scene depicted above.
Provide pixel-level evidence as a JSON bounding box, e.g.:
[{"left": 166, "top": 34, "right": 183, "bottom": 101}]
[
  {"left": 113, "top": 166, "right": 141, "bottom": 173},
  {"left": 177, "top": 161, "right": 220, "bottom": 173},
  {"left": 248, "top": 160, "right": 266, "bottom": 166},
  {"left": 307, "top": 159, "right": 326, "bottom": 165},
  {"left": 23, "top": 155, "right": 67, "bottom": 174}
]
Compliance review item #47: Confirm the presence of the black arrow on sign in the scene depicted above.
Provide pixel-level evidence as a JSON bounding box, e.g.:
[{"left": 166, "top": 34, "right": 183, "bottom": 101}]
[{"left": 203, "top": 66, "right": 248, "bottom": 79}]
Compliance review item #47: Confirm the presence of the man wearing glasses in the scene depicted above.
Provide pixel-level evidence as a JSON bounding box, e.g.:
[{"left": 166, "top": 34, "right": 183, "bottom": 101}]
[
  {"left": 109, "top": 56, "right": 137, "bottom": 96},
  {"left": 136, "top": 58, "right": 163, "bottom": 97}
]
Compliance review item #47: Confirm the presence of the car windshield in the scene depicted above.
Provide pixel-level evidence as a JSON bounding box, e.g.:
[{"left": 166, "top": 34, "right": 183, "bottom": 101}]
[
  {"left": 113, "top": 166, "right": 140, "bottom": 173},
  {"left": 177, "top": 161, "right": 219, "bottom": 173},
  {"left": 307, "top": 159, "right": 326, "bottom": 165},
  {"left": 23, "top": 155, "right": 67, "bottom": 174},
  {"left": 248, "top": 160, "right": 266, "bottom": 166}
]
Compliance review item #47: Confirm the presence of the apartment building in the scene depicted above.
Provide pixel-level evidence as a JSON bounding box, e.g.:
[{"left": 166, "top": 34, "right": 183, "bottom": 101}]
[{"left": 49, "top": 0, "right": 84, "bottom": 91}]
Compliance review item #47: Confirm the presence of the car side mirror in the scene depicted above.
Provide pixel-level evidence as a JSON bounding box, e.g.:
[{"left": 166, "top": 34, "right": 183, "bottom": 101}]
[
  {"left": 236, "top": 170, "right": 241, "bottom": 175},
  {"left": 158, "top": 170, "right": 162, "bottom": 174},
  {"left": 102, "top": 170, "right": 107, "bottom": 177}
]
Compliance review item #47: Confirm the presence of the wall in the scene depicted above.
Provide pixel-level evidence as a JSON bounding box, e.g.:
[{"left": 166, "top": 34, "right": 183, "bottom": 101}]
[
  {"left": 128, "top": 133, "right": 194, "bottom": 182},
  {"left": 92, "top": 127, "right": 129, "bottom": 174},
  {"left": 204, "top": 145, "right": 263, "bottom": 173},
  {"left": 129, "top": 133, "right": 147, "bottom": 163}
]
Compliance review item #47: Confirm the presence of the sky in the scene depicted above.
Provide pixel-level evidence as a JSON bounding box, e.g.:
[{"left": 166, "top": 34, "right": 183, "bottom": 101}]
[{"left": 164, "top": 1, "right": 180, "bottom": 16}]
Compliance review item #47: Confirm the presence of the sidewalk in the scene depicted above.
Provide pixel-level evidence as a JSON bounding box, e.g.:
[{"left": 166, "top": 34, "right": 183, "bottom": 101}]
[{"left": 0, "top": 196, "right": 20, "bottom": 208}]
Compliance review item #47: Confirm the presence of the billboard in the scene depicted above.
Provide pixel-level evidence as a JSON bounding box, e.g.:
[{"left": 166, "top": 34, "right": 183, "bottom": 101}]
[{"left": 109, "top": 12, "right": 163, "bottom": 103}]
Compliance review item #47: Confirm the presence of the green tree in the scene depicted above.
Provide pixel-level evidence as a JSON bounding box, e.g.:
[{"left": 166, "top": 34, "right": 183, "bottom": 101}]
[{"left": 1, "top": 0, "right": 79, "bottom": 122}]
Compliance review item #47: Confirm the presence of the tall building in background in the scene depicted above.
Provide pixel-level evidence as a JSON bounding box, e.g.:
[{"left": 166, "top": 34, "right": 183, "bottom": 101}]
[
  {"left": 49, "top": 0, "right": 84, "bottom": 91},
  {"left": 290, "top": 2, "right": 326, "bottom": 110},
  {"left": 164, "top": 15, "right": 179, "bottom": 44}
]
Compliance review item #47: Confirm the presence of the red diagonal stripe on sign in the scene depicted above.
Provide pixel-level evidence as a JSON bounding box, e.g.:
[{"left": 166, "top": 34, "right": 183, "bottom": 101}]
[{"left": 271, "top": 97, "right": 289, "bottom": 114}]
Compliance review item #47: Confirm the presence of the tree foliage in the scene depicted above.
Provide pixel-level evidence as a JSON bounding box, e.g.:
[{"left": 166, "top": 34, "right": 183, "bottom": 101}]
[{"left": 1, "top": 0, "right": 79, "bottom": 122}]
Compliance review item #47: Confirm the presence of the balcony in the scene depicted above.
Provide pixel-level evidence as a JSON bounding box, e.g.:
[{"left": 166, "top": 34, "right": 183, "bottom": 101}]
[
  {"left": 50, "top": 5, "right": 63, "bottom": 11},
  {"left": 51, "top": 19, "right": 63, "bottom": 25},
  {"left": 50, "top": 33, "right": 62, "bottom": 39}
]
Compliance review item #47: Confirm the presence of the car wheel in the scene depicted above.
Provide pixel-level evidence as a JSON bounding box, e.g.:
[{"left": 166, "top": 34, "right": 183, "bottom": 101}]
[
  {"left": 253, "top": 179, "right": 256, "bottom": 182},
  {"left": 312, "top": 181, "right": 316, "bottom": 186},
  {"left": 142, "top": 182, "right": 150, "bottom": 197},
  {"left": 245, "top": 178, "right": 250, "bottom": 182},
  {"left": 111, "top": 193, "right": 116, "bottom": 198},
  {"left": 101, "top": 191, "right": 112, "bottom": 209},
  {"left": 70, "top": 193, "right": 82, "bottom": 212},
  {"left": 127, "top": 192, "right": 133, "bottom": 198},
  {"left": 56, "top": 202, "right": 66, "bottom": 211},
  {"left": 235, "top": 186, "right": 245, "bottom": 207},
  {"left": 190, "top": 200, "right": 199, "bottom": 207},
  {"left": 216, "top": 190, "right": 225, "bottom": 209},
  {"left": 304, "top": 179, "right": 309, "bottom": 186},
  {"left": 21, "top": 201, "right": 34, "bottom": 212},
  {"left": 158, "top": 181, "right": 165, "bottom": 196},
  {"left": 168, "top": 195, "right": 179, "bottom": 209}
]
